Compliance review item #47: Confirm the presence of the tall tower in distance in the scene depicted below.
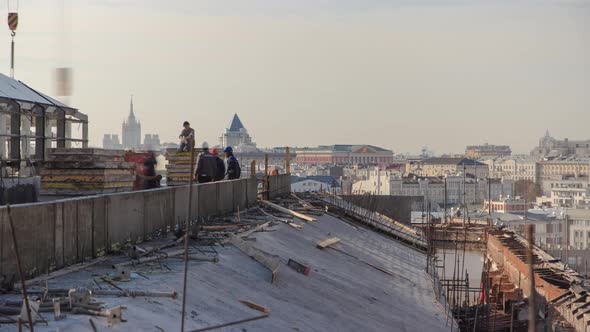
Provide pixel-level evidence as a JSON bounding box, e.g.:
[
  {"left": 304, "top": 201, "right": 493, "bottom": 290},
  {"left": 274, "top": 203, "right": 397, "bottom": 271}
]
[{"left": 122, "top": 95, "right": 141, "bottom": 149}]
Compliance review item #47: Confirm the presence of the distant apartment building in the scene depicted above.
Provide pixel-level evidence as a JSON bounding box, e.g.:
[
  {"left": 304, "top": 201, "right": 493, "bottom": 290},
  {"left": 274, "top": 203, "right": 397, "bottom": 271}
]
[
  {"left": 536, "top": 157, "right": 590, "bottom": 196},
  {"left": 549, "top": 178, "right": 590, "bottom": 207},
  {"left": 481, "top": 156, "right": 538, "bottom": 182},
  {"left": 291, "top": 176, "right": 341, "bottom": 194},
  {"left": 351, "top": 170, "right": 513, "bottom": 205},
  {"left": 465, "top": 143, "right": 511, "bottom": 159},
  {"left": 143, "top": 134, "right": 161, "bottom": 150},
  {"left": 531, "top": 130, "right": 590, "bottom": 157},
  {"left": 484, "top": 198, "right": 527, "bottom": 213},
  {"left": 102, "top": 134, "right": 122, "bottom": 150},
  {"left": 389, "top": 175, "right": 512, "bottom": 205},
  {"left": 410, "top": 157, "right": 489, "bottom": 179},
  {"left": 351, "top": 168, "right": 394, "bottom": 195},
  {"left": 295, "top": 145, "right": 394, "bottom": 166}
]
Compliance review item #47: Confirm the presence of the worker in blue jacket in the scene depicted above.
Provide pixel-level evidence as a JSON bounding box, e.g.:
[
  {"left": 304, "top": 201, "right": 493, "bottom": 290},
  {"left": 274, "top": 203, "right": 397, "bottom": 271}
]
[{"left": 224, "top": 146, "right": 241, "bottom": 180}]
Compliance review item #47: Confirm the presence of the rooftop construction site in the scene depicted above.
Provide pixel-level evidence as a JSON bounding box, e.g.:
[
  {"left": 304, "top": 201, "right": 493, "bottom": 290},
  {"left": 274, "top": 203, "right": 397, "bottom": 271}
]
[{"left": 0, "top": 1, "right": 588, "bottom": 331}]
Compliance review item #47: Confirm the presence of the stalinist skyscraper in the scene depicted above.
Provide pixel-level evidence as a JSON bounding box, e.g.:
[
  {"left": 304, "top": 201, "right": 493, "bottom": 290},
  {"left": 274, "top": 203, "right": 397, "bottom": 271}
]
[{"left": 122, "top": 96, "right": 141, "bottom": 149}]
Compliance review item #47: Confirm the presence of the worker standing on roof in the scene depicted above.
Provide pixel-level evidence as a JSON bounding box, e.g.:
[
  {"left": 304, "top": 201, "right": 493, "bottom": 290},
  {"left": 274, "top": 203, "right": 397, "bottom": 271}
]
[
  {"left": 210, "top": 148, "right": 226, "bottom": 181},
  {"left": 224, "top": 146, "right": 241, "bottom": 180},
  {"left": 195, "top": 142, "right": 217, "bottom": 183},
  {"left": 178, "top": 121, "right": 195, "bottom": 152},
  {"left": 138, "top": 152, "right": 162, "bottom": 189}
]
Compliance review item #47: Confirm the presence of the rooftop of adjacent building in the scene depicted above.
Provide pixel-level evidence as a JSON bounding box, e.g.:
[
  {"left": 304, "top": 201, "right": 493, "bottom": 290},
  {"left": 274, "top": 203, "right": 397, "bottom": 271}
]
[
  {"left": 291, "top": 175, "right": 341, "bottom": 187},
  {"left": 419, "top": 157, "right": 487, "bottom": 166},
  {"left": 296, "top": 144, "right": 392, "bottom": 153}
]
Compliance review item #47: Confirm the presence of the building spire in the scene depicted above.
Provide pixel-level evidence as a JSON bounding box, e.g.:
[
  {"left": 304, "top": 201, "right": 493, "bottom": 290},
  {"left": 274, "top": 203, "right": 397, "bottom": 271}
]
[{"left": 130, "top": 94, "right": 134, "bottom": 116}]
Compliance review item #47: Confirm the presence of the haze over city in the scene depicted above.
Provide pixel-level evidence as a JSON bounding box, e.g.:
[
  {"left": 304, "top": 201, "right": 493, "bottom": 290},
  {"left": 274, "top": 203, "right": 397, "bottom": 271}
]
[{"left": 1, "top": 0, "right": 589, "bottom": 154}]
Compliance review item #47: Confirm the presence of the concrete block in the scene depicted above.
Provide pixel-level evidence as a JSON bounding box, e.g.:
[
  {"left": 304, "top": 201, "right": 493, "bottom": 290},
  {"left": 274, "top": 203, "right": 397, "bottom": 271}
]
[
  {"left": 246, "top": 178, "right": 258, "bottom": 206},
  {"left": 54, "top": 202, "right": 65, "bottom": 268},
  {"left": 232, "top": 179, "right": 247, "bottom": 211},
  {"left": 198, "top": 182, "right": 218, "bottom": 218},
  {"left": 92, "top": 196, "right": 107, "bottom": 256},
  {"left": 76, "top": 198, "right": 94, "bottom": 260},
  {"left": 62, "top": 200, "right": 79, "bottom": 265},
  {"left": 173, "top": 185, "right": 189, "bottom": 226},
  {"left": 217, "top": 181, "right": 234, "bottom": 214},
  {"left": 6, "top": 203, "right": 55, "bottom": 277},
  {"left": 0, "top": 209, "right": 14, "bottom": 278},
  {"left": 106, "top": 192, "right": 145, "bottom": 247},
  {"left": 144, "top": 188, "right": 175, "bottom": 237}
]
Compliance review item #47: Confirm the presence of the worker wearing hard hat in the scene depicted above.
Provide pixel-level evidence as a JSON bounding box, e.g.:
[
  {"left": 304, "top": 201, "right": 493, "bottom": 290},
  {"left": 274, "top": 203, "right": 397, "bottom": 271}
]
[
  {"left": 224, "top": 146, "right": 241, "bottom": 180},
  {"left": 195, "top": 142, "right": 217, "bottom": 183},
  {"left": 210, "top": 148, "right": 226, "bottom": 182}
]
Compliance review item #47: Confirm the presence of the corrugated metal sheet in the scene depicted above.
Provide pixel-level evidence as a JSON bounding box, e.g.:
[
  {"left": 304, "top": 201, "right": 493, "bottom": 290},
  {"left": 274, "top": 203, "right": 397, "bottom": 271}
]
[{"left": 0, "top": 73, "right": 72, "bottom": 109}]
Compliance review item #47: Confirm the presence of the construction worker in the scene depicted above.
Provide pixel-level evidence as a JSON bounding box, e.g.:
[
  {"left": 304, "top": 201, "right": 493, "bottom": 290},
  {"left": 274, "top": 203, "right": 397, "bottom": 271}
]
[
  {"left": 195, "top": 142, "right": 217, "bottom": 183},
  {"left": 224, "top": 146, "right": 241, "bottom": 180},
  {"left": 178, "top": 121, "right": 195, "bottom": 152},
  {"left": 211, "top": 148, "right": 226, "bottom": 181},
  {"left": 138, "top": 153, "right": 162, "bottom": 189}
]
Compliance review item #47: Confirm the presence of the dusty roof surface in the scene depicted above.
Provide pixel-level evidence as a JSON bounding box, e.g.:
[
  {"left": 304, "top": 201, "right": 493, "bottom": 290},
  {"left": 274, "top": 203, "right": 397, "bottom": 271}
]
[{"left": 0, "top": 213, "right": 449, "bottom": 332}]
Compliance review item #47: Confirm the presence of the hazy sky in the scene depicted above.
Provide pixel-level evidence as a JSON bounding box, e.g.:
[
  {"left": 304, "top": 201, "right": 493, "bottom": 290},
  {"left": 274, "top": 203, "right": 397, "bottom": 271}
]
[{"left": 1, "top": 0, "right": 588, "bottom": 154}]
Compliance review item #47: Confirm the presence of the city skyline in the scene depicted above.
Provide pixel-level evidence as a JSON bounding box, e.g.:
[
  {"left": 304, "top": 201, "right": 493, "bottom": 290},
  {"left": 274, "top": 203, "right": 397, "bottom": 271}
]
[{"left": 1, "top": 0, "right": 588, "bottom": 154}]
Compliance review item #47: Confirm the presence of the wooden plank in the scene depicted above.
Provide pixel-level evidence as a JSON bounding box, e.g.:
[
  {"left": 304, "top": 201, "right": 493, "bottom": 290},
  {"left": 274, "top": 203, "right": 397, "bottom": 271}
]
[
  {"left": 44, "top": 161, "right": 135, "bottom": 169},
  {"left": 239, "top": 300, "right": 270, "bottom": 313},
  {"left": 47, "top": 148, "right": 124, "bottom": 156},
  {"left": 42, "top": 181, "right": 134, "bottom": 190},
  {"left": 41, "top": 174, "right": 136, "bottom": 182},
  {"left": 41, "top": 169, "right": 135, "bottom": 176},
  {"left": 229, "top": 236, "right": 280, "bottom": 283},
  {"left": 260, "top": 200, "right": 316, "bottom": 222},
  {"left": 41, "top": 187, "right": 133, "bottom": 196},
  {"left": 316, "top": 237, "right": 340, "bottom": 249},
  {"left": 46, "top": 154, "right": 125, "bottom": 162}
]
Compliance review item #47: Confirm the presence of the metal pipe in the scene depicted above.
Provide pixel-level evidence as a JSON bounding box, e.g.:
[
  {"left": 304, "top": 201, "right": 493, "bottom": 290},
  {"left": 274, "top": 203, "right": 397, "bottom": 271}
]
[{"left": 181, "top": 143, "right": 196, "bottom": 332}]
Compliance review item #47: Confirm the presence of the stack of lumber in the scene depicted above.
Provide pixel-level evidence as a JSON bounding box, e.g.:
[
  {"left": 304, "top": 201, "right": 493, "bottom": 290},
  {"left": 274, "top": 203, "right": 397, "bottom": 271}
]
[
  {"left": 41, "top": 148, "right": 136, "bottom": 196},
  {"left": 165, "top": 148, "right": 197, "bottom": 186}
]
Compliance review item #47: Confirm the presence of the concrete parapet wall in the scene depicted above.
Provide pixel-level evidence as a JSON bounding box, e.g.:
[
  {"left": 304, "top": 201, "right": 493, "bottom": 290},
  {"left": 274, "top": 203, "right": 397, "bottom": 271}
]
[
  {"left": 268, "top": 174, "right": 291, "bottom": 199},
  {"left": 0, "top": 178, "right": 258, "bottom": 280}
]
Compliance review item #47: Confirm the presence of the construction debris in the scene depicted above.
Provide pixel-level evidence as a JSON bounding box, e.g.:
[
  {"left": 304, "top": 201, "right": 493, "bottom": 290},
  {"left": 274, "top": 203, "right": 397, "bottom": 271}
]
[
  {"left": 239, "top": 300, "right": 270, "bottom": 313},
  {"left": 287, "top": 259, "right": 311, "bottom": 276},
  {"left": 316, "top": 237, "right": 340, "bottom": 249},
  {"left": 260, "top": 200, "right": 316, "bottom": 222},
  {"left": 229, "top": 236, "right": 280, "bottom": 283}
]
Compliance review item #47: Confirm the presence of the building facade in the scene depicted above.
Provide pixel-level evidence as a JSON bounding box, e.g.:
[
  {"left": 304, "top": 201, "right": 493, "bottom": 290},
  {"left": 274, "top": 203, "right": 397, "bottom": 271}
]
[
  {"left": 411, "top": 157, "right": 489, "bottom": 178},
  {"left": 481, "top": 156, "right": 538, "bottom": 182},
  {"left": 291, "top": 176, "right": 341, "bottom": 194},
  {"left": 531, "top": 130, "right": 590, "bottom": 157},
  {"left": 484, "top": 198, "right": 527, "bottom": 213},
  {"left": 219, "top": 114, "right": 257, "bottom": 152},
  {"left": 389, "top": 175, "right": 513, "bottom": 205},
  {"left": 102, "top": 134, "right": 122, "bottom": 150},
  {"left": 465, "top": 144, "right": 511, "bottom": 159},
  {"left": 122, "top": 97, "right": 141, "bottom": 149},
  {"left": 143, "top": 134, "right": 161, "bottom": 151},
  {"left": 295, "top": 145, "right": 394, "bottom": 166},
  {"left": 536, "top": 157, "right": 590, "bottom": 196}
]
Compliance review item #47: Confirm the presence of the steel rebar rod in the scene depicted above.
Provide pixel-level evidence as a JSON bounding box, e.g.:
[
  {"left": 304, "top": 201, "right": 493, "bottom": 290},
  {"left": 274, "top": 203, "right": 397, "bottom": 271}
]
[{"left": 6, "top": 204, "right": 34, "bottom": 331}]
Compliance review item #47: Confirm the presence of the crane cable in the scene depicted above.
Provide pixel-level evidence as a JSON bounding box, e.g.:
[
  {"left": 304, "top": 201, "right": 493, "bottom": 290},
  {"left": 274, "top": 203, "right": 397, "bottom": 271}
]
[{"left": 7, "top": 0, "right": 19, "bottom": 78}]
